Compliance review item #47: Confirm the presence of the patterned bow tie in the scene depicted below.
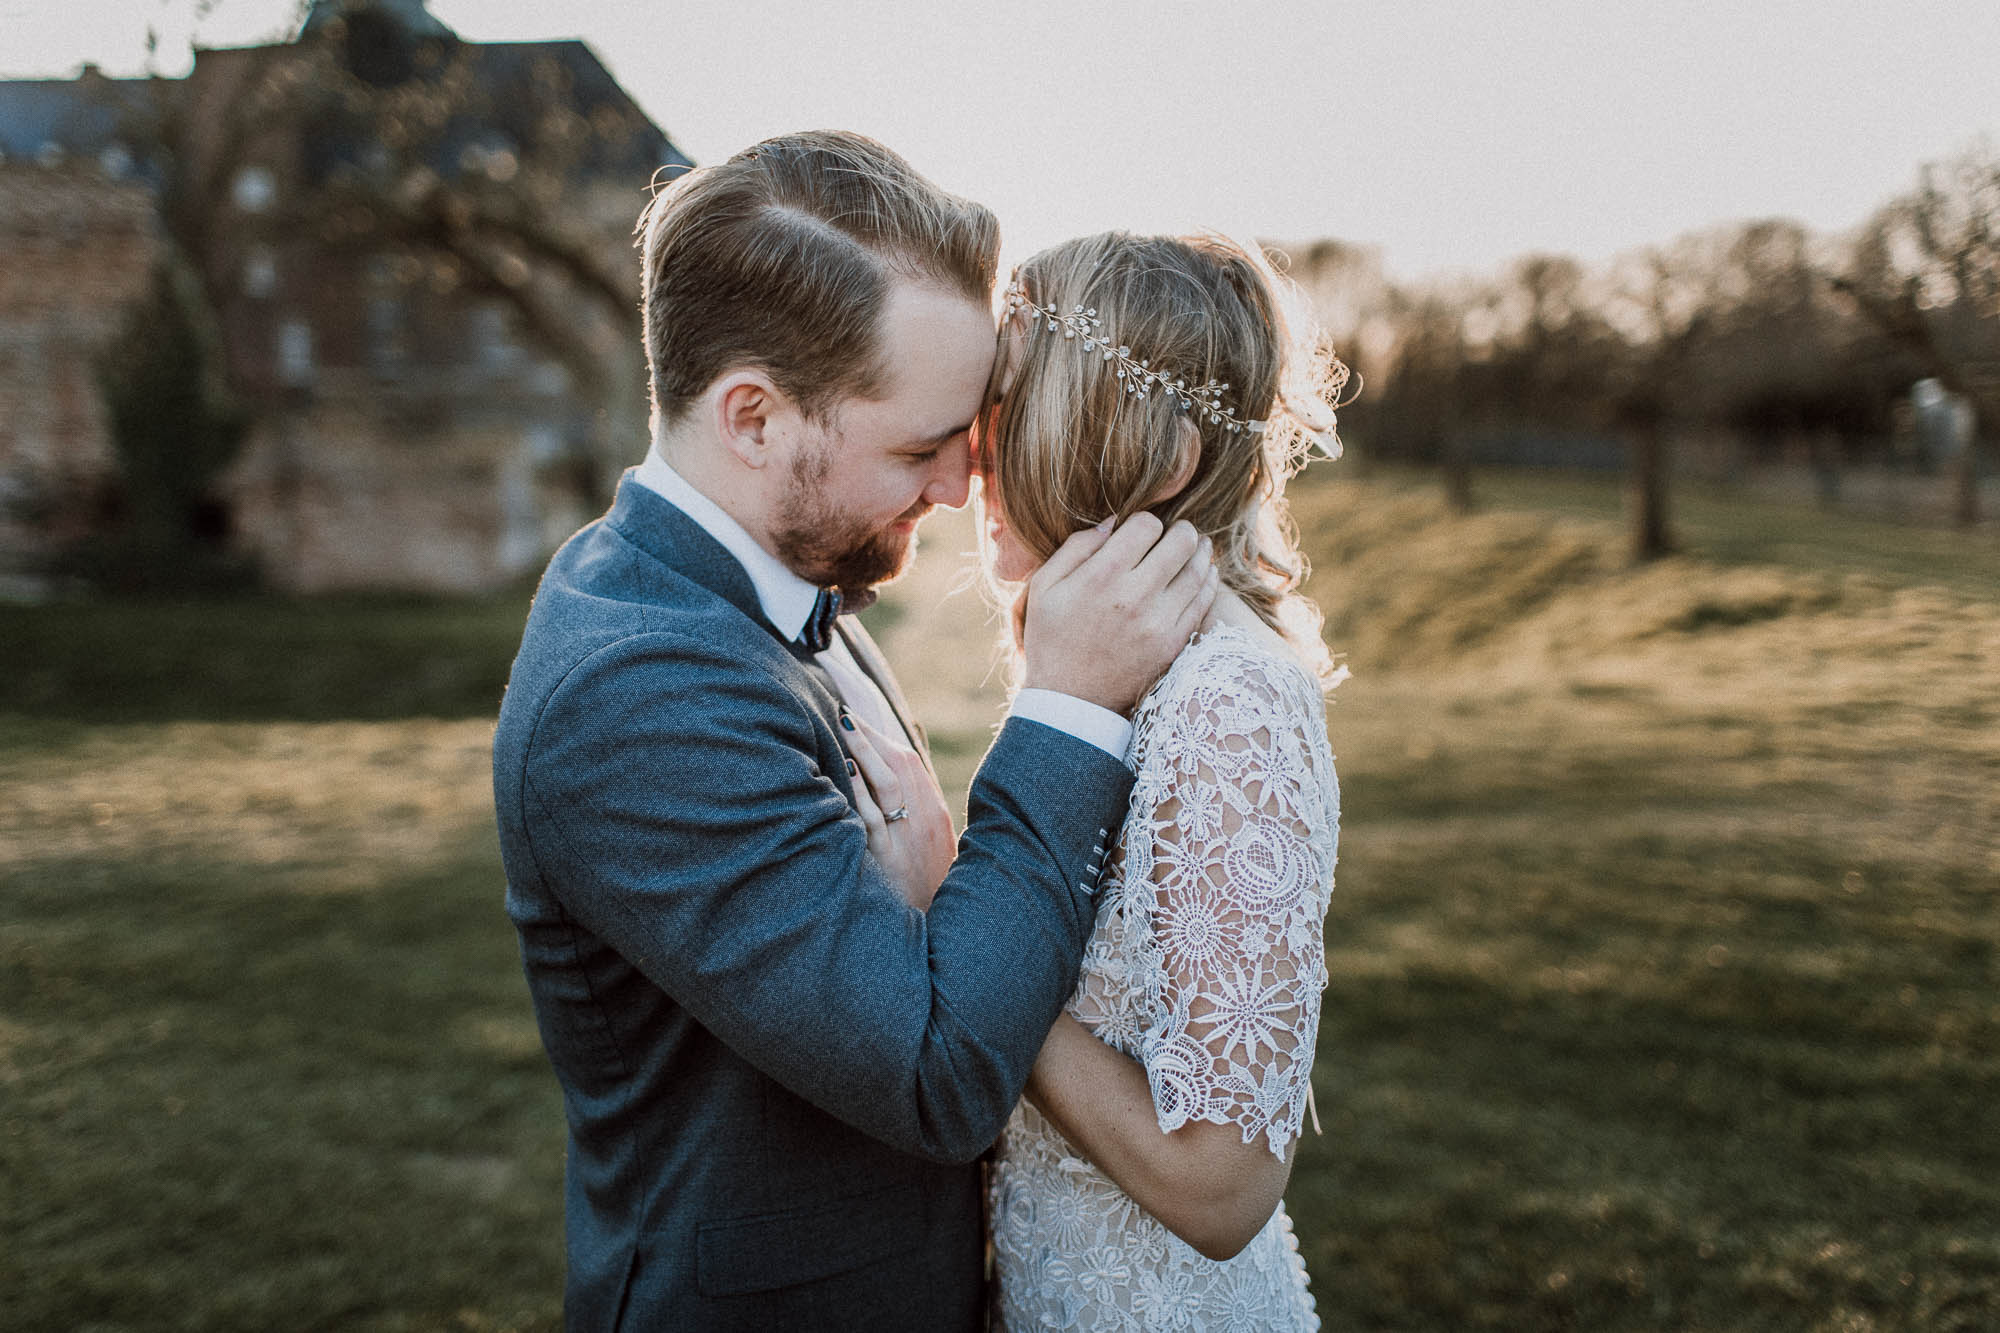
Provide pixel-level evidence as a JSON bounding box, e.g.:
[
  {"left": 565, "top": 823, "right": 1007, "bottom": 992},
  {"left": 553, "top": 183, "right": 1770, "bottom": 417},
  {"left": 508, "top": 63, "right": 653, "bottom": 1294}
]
[{"left": 799, "top": 586, "right": 842, "bottom": 654}]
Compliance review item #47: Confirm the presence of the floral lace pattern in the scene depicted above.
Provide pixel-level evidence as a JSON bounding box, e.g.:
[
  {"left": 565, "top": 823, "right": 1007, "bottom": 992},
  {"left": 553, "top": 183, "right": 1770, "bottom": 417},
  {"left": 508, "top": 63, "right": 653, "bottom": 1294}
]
[{"left": 992, "top": 624, "right": 1339, "bottom": 1331}]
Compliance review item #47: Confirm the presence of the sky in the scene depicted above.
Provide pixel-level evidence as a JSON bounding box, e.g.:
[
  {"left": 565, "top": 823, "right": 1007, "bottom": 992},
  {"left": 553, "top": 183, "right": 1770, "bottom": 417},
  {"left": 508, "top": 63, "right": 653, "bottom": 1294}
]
[{"left": 5, "top": 0, "right": 1997, "bottom": 282}]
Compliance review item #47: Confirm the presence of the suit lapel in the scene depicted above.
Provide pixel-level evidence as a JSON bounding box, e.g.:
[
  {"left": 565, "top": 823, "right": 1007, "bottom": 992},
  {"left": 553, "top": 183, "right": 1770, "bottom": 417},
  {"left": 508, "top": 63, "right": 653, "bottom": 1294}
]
[
  {"left": 782, "top": 638, "right": 848, "bottom": 720},
  {"left": 836, "top": 618, "right": 932, "bottom": 771},
  {"left": 605, "top": 476, "right": 770, "bottom": 632},
  {"left": 605, "top": 474, "right": 851, "bottom": 721}
]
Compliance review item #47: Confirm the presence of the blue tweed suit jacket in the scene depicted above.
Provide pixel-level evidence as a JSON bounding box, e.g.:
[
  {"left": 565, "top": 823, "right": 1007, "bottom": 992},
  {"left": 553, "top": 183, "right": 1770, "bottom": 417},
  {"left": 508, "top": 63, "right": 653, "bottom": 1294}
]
[{"left": 493, "top": 475, "right": 1133, "bottom": 1331}]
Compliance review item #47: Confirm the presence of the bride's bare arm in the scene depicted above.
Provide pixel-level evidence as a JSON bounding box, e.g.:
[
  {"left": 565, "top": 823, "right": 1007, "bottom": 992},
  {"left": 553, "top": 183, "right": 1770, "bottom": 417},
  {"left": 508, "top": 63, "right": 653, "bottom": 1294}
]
[
  {"left": 1024, "top": 654, "right": 1333, "bottom": 1262},
  {"left": 1023, "top": 1014, "right": 1293, "bottom": 1261}
]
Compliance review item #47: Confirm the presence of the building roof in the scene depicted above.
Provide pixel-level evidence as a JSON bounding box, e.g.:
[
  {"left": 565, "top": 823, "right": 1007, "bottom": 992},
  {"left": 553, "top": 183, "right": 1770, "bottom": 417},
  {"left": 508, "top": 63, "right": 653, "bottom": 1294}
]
[
  {"left": 299, "top": 0, "right": 457, "bottom": 42},
  {"left": 0, "top": 18, "right": 689, "bottom": 189},
  {"left": 285, "top": 35, "right": 689, "bottom": 187},
  {"left": 0, "top": 71, "right": 162, "bottom": 179}
]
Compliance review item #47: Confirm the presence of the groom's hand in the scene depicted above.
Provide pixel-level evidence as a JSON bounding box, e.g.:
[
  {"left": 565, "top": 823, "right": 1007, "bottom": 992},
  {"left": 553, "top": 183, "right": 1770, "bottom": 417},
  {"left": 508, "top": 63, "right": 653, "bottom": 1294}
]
[{"left": 1020, "top": 514, "right": 1217, "bottom": 716}]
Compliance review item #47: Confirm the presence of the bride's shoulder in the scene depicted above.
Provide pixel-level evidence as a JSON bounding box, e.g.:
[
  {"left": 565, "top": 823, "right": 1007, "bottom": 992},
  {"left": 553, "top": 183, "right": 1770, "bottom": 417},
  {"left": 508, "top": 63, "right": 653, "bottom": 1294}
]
[
  {"left": 1140, "top": 617, "right": 1325, "bottom": 731},
  {"left": 1165, "top": 603, "right": 1324, "bottom": 693}
]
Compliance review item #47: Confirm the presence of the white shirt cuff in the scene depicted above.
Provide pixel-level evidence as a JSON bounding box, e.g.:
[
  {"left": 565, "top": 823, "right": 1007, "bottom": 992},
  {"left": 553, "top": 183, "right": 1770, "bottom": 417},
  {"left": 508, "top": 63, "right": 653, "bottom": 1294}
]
[{"left": 1011, "top": 688, "right": 1133, "bottom": 765}]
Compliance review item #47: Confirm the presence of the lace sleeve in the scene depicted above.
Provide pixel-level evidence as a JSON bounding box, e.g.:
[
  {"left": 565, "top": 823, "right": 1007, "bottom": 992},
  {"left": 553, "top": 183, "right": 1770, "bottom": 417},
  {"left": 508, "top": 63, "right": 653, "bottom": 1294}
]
[{"left": 1130, "top": 650, "right": 1337, "bottom": 1160}]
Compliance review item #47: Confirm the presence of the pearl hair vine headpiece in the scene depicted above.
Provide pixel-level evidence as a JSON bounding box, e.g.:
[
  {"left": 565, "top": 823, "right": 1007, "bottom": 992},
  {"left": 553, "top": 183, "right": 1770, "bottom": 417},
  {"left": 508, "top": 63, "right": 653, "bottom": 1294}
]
[{"left": 1003, "top": 279, "right": 1267, "bottom": 435}]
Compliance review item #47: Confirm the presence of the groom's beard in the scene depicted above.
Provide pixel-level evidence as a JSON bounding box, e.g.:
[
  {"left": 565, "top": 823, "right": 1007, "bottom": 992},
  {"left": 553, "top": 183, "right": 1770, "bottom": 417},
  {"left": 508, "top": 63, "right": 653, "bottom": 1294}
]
[{"left": 772, "top": 443, "right": 926, "bottom": 597}]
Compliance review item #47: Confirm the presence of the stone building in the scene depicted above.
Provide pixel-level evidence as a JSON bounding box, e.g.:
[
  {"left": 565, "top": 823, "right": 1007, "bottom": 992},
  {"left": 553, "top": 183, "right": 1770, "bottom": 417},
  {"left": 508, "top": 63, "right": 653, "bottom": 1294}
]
[
  {"left": 0, "top": 0, "right": 689, "bottom": 594},
  {"left": 0, "top": 76, "right": 163, "bottom": 594},
  {"left": 0, "top": 168, "right": 162, "bottom": 595}
]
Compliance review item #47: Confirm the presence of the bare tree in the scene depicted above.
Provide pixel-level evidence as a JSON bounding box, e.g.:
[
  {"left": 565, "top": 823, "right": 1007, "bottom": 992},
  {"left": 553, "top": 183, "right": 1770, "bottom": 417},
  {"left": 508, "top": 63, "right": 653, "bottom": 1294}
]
[
  {"left": 103, "top": 3, "right": 663, "bottom": 406},
  {"left": 1603, "top": 239, "right": 1720, "bottom": 561},
  {"left": 1363, "top": 281, "right": 1486, "bottom": 508},
  {"left": 1831, "top": 140, "right": 2000, "bottom": 525}
]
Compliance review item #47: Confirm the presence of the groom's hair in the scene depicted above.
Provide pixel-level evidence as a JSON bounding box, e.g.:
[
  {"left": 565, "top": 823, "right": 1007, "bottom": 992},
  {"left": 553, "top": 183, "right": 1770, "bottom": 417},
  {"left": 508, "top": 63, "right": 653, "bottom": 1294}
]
[{"left": 637, "top": 130, "right": 1000, "bottom": 429}]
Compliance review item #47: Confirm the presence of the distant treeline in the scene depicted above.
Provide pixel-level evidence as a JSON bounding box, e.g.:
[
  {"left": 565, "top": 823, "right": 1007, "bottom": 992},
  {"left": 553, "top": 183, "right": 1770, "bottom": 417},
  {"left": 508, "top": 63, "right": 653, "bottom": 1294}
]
[{"left": 1273, "top": 139, "right": 1999, "bottom": 473}]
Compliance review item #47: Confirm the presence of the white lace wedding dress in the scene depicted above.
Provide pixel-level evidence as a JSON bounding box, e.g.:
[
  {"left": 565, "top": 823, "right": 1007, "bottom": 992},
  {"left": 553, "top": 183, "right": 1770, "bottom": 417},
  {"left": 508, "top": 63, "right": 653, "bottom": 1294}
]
[{"left": 990, "top": 622, "right": 1340, "bottom": 1332}]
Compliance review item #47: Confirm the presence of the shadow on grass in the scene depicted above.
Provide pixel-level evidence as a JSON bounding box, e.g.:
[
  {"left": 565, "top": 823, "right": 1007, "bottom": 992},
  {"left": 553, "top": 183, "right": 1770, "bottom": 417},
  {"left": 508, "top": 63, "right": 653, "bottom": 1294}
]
[
  {"left": 0, "top": 591, "right": 537, "bottom": 724},
  {"left": 0, "top": 831, "right": 567, "bottom": 1331},
  {"left": 1298, "top": 962, "right": 2000, "bottom": 1331},
  {"left": 1294, "top": 816, "right": 2000, "bottom": 1331}
]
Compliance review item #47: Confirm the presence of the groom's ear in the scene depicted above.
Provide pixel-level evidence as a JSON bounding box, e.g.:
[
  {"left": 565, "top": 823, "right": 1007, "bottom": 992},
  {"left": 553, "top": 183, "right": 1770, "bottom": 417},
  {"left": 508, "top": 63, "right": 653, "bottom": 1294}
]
[{"left": 712, "top": 371, "right": 790, "bottom": 470}]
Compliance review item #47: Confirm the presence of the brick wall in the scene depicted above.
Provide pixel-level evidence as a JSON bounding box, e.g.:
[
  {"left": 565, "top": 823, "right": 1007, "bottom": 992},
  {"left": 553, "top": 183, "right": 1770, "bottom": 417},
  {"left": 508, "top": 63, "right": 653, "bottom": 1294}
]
[
  {"left": 0, "top": 165, "right": 159, "bottom": 592},
  {"left": 224, "top": 371, "right": 595, "bottom": 594}
]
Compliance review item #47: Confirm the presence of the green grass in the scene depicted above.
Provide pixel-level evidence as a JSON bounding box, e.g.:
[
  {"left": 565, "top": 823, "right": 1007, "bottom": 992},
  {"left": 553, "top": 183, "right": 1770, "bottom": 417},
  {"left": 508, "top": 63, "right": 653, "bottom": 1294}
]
[
  {"left": 1295, "top": 677, "right": 1998, "bottom": 1330},
  {"left": 0, "top": 592, "right": 535, "bottom": 723},
  {"left": 2, "top": 475, "right": 1995, "bottom": 1329},
  {"left": 0, "top": 584, "right": 904, "bottom": 727},
  {"left": 1, "top": 840, "right": 565, "bottom": 1331}
]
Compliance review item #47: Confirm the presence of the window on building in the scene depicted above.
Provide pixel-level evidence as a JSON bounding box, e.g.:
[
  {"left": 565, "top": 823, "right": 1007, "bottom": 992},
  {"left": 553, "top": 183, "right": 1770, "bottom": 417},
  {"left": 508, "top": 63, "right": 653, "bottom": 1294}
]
[
  {"left": 233, "top": 166, "right": 277, "bottom": 214},
  {"left": 278, "top": 319, "right": 315, "bottom": 389},
  {"left": 244, "top": 246, "right": 278, "bottom": 299},
  {"left": 367, "top": 296, "right": 406, "bottom": 378},
  {"left": 471, "top": 304, "right": 516, "bottom": 373}
]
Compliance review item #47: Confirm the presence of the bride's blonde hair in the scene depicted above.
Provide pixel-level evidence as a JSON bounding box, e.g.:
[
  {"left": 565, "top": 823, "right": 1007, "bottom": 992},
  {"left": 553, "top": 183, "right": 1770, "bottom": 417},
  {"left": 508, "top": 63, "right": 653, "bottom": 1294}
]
[{"left": 977, "top": 231, "right": 1351, "bottom": 681}]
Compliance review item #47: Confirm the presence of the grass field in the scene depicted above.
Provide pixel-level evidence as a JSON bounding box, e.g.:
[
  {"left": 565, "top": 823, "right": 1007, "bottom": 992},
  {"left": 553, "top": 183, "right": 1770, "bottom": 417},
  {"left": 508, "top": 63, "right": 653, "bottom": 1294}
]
[
  {"left": 1368, "top": 463, "right": 2000, "bottom": 603},
  {"left": 2, "top": 469, "right": 1995, "bottom": 1330}
]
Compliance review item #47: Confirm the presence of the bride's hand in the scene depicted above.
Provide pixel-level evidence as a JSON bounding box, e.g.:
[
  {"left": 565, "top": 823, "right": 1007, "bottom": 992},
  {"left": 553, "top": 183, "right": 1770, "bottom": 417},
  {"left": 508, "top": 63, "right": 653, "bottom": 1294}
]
[{"left": 843, "top": 711, "right": 954, "bottom": 911}]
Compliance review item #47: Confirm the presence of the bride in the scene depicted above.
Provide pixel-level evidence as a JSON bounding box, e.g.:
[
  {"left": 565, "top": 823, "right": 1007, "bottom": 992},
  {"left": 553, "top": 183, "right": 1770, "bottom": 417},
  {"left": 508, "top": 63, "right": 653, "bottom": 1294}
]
[{"left": 854, "top": 229, "right": 1347, "bottom": 1330}]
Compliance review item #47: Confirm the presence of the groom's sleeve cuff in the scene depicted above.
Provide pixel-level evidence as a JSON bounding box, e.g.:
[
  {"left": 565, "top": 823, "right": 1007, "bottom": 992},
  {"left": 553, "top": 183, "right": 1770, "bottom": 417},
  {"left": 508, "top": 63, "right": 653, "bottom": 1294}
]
[{"left": 1010, "top": 688, "right": 1133, "bottom": 765}]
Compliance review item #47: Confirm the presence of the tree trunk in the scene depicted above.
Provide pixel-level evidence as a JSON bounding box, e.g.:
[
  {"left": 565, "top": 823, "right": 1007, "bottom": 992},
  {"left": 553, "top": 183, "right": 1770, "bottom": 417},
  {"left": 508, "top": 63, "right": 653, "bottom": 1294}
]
[
  {"left": 1631, "top": 422, "right": 1675, "bottom": 560},
  {"left": 1443, "top": 432, "right": 1475, "bottom": 514},
  {"left": 1953, "top": 445, "right": 1981, "bottom": 528},
  {"left": 1810, "top": 429, "right": 1841, "bottom": 508}
]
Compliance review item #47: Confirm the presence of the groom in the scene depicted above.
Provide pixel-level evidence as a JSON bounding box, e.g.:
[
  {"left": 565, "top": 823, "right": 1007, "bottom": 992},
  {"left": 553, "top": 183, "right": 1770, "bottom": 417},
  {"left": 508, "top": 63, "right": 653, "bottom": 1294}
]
[{"left": 492, "top": 131, "right": 1214, "bottom": 1331}]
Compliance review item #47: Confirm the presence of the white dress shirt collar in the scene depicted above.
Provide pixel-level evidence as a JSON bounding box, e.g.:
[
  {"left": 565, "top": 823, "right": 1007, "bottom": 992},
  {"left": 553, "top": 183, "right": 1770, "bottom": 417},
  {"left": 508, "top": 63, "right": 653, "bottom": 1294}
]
[{"left": 632, "top": 445, "right": 823, "bottom": 644}]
